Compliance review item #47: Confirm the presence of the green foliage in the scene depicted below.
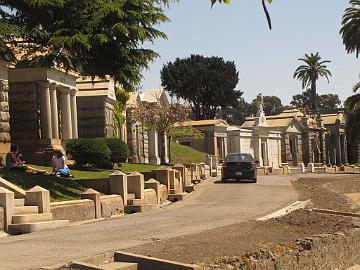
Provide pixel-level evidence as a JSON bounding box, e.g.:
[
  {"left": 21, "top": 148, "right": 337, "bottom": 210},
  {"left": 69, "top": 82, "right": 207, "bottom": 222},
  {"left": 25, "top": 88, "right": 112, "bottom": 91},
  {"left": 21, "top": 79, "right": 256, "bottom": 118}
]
[
  {"left": 217, "top": 98, "right": 255, "bottom": 125},
  {"left": 161, "top": 54, "right": 242, "bottom": 120},
  {"left": 168, "top": 126, "right": 204, "bottom": 139},
  {"left": 113, "top": 87, "right": 130, "bottom": 136},
  {"left": 345, "top": 91, "right": 360, "bottom": 142},
  {"left": 66, "top": 138, "right": 111, "bottom": 169},
  {"left": 251, "top": 95, "right": 283, "bottom": 116},
  {"left": 291, "top": 89, "right": 341, "bottom": 115},
  {"left": 293, "top": 53, "right": 332, "bottom": 113},
  {"left": 341, "top": 0, "right": 360, "bottom": 57},
  {"left": 0, "top": 0, "right": 169, "bottom": 90},
  {"left": 102, "top": 138, "right": 130, "bottom": 166}
]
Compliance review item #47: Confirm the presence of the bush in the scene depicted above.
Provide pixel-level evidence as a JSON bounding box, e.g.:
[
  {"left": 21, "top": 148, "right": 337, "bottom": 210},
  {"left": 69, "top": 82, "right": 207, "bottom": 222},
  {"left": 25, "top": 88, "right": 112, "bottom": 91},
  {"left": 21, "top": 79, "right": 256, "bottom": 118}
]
[
  {"left": 102, "top": 138, "right": 130, "bottom": 166},
  {"left": 66, "top": 138, "right": 111, "bottom": 168}
]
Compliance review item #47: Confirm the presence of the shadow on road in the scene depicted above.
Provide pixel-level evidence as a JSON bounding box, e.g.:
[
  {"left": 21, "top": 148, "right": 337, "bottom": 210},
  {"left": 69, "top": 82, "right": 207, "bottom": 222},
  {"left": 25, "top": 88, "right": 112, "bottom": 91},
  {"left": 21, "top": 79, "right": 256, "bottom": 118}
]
[{"left": 213, "top": 180, "right": 256, "bottom": 185}]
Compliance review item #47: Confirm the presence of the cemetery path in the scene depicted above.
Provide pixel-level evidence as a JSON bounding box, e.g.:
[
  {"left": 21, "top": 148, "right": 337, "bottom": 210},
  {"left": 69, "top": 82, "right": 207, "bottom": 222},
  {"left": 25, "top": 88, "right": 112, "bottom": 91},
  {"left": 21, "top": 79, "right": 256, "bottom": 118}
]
[{"left": 0, "top": 175, "right": 297, "bottom": 270}]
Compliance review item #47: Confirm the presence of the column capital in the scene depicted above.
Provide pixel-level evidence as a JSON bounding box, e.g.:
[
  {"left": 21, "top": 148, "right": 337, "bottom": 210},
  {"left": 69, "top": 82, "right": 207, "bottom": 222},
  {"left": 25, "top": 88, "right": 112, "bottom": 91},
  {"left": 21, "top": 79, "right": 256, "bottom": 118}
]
[
  {"left": 57, "top": 86, "right": 71, "bottom": 94},
  {"left": 49, "top": 82, "right": 57, "bottom": 91},
  {"left": 36, "top": 80, "right": 50, "bottom": 89},
  {"left": 70, "top": 88, "right": 77, "bottom": 96}
]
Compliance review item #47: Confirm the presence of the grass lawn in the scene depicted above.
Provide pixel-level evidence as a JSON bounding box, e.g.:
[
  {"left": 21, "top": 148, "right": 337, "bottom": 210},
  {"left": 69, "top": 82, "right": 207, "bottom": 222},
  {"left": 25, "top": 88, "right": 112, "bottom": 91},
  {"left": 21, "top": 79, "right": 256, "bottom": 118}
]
[{"left": 170, "top": 141, "right": 206, "bottom": 165}]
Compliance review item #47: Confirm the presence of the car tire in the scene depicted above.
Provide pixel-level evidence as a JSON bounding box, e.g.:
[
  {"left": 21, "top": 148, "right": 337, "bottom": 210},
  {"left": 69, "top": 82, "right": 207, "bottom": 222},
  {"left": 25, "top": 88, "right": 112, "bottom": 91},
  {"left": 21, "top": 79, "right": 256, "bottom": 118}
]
[{"left": 252, "top": 178, "right": 257, "bottom": 183}]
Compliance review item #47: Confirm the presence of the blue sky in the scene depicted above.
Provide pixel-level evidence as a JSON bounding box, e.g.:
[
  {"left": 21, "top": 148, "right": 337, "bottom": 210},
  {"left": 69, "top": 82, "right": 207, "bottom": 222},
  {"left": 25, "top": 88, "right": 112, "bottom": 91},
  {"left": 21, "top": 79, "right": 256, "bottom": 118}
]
[{"left": 140, "top": 0, "right": 360, "bottom": 105}]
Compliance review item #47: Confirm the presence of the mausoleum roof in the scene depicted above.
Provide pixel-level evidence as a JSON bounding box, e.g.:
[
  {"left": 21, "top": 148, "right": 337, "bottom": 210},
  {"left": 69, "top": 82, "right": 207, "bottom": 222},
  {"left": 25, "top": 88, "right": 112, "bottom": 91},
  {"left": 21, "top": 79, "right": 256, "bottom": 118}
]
[
  {"left": 180, "top": 119, "right": 229, "bottom": 127},
  {"left": 140, "top": 89, "right": 169, "bottom": 105},
  {"left": 321, "top": 113, "right": 345, "bottom": 125}
]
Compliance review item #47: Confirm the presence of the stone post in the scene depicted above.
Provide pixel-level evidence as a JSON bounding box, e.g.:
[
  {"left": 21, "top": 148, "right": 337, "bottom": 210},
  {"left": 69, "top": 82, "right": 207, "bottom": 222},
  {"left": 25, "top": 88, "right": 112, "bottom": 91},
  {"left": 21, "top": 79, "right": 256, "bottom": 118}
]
[
  {"left": 307, "top": 163, "right": 315, "bottom": 173},
  {"left": 38, "top": 81, "right": 52, "bottom": 139},
  {"left": 49, "top": 83, "right": 59, "bottom": 139},
  {"left": 109, "top": 171, "right": 128, "bottom": 206},
  {"left": 155, "top": 168, "right": 171, "bottom": 191},
  {"left": 173, "top": 164, "right": 190, "bottom": 187},
  {"left": 25, "top": 186, "right": 50, "bottom": 213},
  {"left": 341, "top": 134, "right": 347, "bottom": 165},
  {"left": 198, "top": 162, "right": 206, "bottom": 179},
  {"left": 81, "top": 188, "right": 101, "bottom": 219},
  {"left": 0, "top": 187, "right": 14, "bottom": 231},
  {"left": 173, "top": 169, "right": 183, "bottom": 193},
  {"left": 127, "top": 172, "right": 144, "bottom": 199},
  {"left": 145, "top": 179, "right": 160, "bottom": 205},
  {"left": 59, "top": 87, "right": 73, "bottom": 140},
  {"left": 70, "top": 89, "right": 78, "bottom": 139},
  {"left": 148, "top": 131, "right": 160, "bottom": 165},
  {"left": 164, "top": 134, "right": 169, "bottom": 164}
]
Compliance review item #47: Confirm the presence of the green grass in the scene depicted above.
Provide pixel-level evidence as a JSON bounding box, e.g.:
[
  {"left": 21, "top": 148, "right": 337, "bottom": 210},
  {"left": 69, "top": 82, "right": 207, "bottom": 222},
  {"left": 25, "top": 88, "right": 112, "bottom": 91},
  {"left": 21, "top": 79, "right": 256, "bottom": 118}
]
[
  {"left": 116, "top": 163, "right": 160, "bottom": 173},
  {"left": 170, "top": 141, "right": 206, "bottom": 165}
]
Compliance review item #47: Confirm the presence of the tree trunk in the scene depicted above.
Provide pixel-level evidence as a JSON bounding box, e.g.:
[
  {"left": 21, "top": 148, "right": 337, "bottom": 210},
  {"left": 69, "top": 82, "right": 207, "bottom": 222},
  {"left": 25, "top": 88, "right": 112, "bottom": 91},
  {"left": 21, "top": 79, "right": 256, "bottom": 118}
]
[
  {"left": 159, "top": 131, "right": 166, "bottom": 165},
  {"left": 168, "top": 136, "right": 172, "bottom": 164},
  {"left": 311, "top": 79, "right": 317, "bottom": 114}
]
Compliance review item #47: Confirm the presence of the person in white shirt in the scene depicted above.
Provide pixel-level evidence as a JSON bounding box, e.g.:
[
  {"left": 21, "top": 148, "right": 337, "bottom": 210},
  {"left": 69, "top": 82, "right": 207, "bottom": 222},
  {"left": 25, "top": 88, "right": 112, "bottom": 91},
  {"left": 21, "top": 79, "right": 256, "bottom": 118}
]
[{"left": 52, "top": 150, "right": 70, "bottom": 177}]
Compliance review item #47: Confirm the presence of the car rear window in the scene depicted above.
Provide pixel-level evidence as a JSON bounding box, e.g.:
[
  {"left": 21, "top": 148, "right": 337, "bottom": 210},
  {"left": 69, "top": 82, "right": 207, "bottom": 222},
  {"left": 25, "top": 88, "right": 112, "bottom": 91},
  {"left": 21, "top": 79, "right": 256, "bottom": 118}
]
[{"left": 226, "top": 154, "right": 253, "bottom": 162}]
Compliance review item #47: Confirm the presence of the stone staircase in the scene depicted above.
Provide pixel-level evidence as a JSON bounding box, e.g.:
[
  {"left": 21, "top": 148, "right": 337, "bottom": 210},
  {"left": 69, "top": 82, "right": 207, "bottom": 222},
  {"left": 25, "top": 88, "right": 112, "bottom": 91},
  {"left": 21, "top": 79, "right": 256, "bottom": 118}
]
[
  {"left": 0, "top": 178, "right": 69, "bottom": 235},
  {"left": 8, "top": 197, "right": 69, "bottom": 235}
]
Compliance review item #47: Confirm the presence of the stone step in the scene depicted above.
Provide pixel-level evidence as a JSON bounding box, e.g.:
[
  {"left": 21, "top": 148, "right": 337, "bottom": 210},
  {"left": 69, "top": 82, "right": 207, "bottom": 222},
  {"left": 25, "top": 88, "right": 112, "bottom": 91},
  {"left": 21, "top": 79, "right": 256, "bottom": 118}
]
[
  {"left": 124, "top": 204, "right": 158, "bottom": 214},
  {"left": 127, "top": 193, "right": 135, "bottom": 200},
  {"left": 100, "top": 262, "right": 138, "bottom": 270},
  {"left": 12, "top": 213, "right": 53, "bottom": 224},
  {"left": 14, "top": 198, "right": 25, "bottom": 207},
  {"left": 14, "top": 205, "right": 38, "bottom": 215},
  {"left": 127, "top": 199, "right": 145, "bottom": 206},
  {"left": 8, "top": 220, "right": 69, "bottom": 235}
]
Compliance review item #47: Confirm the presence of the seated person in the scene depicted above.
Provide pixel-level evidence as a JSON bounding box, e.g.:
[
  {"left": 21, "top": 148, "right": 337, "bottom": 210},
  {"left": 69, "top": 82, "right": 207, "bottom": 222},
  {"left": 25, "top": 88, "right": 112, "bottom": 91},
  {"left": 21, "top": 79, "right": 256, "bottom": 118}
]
[
  {"left": 52, "top": 150, "right": 71, "bottom": 177},
  {"left": 6, "top": 145, "right": 47, "bottom": 174},
  {"left": 0, "top": 155, "right": 4, "bottom": 169}
]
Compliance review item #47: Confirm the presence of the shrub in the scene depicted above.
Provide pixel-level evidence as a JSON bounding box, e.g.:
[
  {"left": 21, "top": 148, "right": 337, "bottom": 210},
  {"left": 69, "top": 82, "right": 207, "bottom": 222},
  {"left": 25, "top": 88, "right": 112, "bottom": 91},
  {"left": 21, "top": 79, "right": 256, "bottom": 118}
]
[
  {"left": 101, "top": 138, "right": 130, "bottom": 166},
  {"left": 66, "top": 138, "right": 111, "bottom": 168}
]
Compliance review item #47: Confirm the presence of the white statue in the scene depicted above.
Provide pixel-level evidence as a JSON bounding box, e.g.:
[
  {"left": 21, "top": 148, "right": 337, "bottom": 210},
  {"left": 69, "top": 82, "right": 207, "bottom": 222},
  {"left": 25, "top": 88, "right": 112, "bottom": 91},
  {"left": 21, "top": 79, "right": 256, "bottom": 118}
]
[{"left": 256, "top": 93, "right": 264, "bottom": 116}]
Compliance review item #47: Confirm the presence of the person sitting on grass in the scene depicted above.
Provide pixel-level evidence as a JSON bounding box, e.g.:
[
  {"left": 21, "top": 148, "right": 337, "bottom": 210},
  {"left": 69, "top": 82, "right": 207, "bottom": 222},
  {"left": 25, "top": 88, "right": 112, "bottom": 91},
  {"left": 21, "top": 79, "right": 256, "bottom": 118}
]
[
  {"left": 6, "top": 145, "right": 47, "bottom": 174},
  {"left": 51, "top": 150, "right": 71, "bottom": 177}
]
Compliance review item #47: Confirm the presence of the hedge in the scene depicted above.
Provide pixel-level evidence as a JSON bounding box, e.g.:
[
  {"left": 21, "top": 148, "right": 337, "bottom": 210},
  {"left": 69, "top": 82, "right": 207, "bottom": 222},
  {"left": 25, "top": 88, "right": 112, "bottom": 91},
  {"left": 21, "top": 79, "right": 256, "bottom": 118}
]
[{"left": 101, "top": 138, "right": 130, "bottom": 167}]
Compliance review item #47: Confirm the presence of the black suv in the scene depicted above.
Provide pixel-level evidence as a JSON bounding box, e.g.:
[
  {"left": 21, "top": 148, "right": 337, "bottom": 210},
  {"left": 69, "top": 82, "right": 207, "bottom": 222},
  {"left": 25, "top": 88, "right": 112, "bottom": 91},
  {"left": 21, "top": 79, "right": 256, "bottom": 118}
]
[{"left": 221, "top": 153, "right": 258, "bottom": 183}]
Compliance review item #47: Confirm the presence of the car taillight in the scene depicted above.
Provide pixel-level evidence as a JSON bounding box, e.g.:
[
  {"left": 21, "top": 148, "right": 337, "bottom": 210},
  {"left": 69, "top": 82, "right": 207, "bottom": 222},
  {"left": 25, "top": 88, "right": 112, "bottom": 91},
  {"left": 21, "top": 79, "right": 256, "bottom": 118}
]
[{"left": 250, "top": 162, "right": 256, "bottom": 169}]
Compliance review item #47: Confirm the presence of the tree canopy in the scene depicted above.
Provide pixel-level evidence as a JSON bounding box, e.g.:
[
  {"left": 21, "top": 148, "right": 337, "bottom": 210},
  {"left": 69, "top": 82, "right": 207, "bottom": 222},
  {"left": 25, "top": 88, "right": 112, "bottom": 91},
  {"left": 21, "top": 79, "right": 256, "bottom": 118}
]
[
  {"left": 0, "top": 0, "right": 169, "bottom": 90},
  {"left": 161, "top": 54, "right": 242, "bottom": 120},
  {"left": 341, "top": 0, "right": 360, "bottom": 57}
]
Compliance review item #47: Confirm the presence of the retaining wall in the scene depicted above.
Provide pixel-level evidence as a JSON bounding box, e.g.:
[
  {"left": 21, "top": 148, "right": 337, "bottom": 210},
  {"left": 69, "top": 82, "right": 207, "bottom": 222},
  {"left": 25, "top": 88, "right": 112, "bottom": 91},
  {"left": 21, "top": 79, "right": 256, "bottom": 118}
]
[
  {"left": 159, "top": 185, "right": 168, "bottom": 204},
  {"left": 75, "top": 178, "right": 109, "bottom": 195},
  {"left": 223, "top": 229, "right": 360, "bottom": 270},
  {"left": 144, "top": 189, "right": 157, "bottom": 205},
  {"left": 100, "top": 195, "right": 124, "bottom": 218},
  {"left": 51, "top": 199, "right": 95, "bottom": 222}
]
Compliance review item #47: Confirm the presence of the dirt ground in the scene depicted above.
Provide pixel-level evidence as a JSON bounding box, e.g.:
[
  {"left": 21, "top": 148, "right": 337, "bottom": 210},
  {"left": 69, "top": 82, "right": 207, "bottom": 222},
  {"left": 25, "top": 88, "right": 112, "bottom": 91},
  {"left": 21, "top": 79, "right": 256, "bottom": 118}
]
[{"left": 126, "top": 174, "right": 360, "bottom": 269}]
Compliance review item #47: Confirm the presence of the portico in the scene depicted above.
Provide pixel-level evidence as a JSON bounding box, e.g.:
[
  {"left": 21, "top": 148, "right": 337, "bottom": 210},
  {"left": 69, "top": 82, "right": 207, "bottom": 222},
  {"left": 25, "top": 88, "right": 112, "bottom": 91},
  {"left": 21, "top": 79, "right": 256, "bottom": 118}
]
[{"left": 8, "top": 68, "right": 78, "bottom": 165}]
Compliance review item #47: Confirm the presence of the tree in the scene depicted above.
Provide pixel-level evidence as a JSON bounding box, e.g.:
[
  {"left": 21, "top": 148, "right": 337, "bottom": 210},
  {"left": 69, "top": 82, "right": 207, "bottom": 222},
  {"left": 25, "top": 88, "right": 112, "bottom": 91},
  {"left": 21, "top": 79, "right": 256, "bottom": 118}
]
[
  {"left": 132, "top": 102, "right": 190, "bottom": 164},
  {"left": 0, "top": 0, "right": 169, "bottom": 90},
  {"left": 291, "top": 89, "right": 341, "bottom": 114},
  {"left": 217, "top": 98, "right": 254, "bottom": 125},
  {"left": 318, "top": 94, "right": 341, "bottom": 113},
  {"left": 161, "top": 54, "right": 242, "bottom": 120},
  {"left": 341, "top": 0, "right": 360, "bottom": 57},
  {"left": 113, "top": 87, "right": 130, "bottom": 138},
  {"left": 293, "top": 53, "right": 332, "bottom": 114},
  {"left": 250, "top": 95, "right": 283, "bottom": 116}
]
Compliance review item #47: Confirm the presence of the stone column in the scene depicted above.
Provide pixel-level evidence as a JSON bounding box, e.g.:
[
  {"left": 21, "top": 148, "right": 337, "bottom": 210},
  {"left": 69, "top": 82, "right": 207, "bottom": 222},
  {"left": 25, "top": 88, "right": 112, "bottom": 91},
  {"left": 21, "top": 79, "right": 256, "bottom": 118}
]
[
  {"left": 164, "top": 133, "right": 169, "bottom": 163},
  {"left": 49, "top": 83, "right": 59, "bottom": 139},
  {"left": 59, "top": 87, "right": 73, "bottom": 140},
  {"left": 70, "top": 89, "right": 78, "bottom": 139},
  {"left": 38, "top": 81, "right": 52, "bottom": 139},
  {"left": 341, "top": 134, "right": 347, "bottom": 165},
  {"left": 148, "top": 130, "right": 160, "bottom": 165},
  {"left": 224, "top": 137, "right": 228, "bottom": 157},
  {"left": 254, "top": 136, "right": 263, "bottom": 166},
  {"left": 335, "top": 133, "right": 341, "bottom": 165}
]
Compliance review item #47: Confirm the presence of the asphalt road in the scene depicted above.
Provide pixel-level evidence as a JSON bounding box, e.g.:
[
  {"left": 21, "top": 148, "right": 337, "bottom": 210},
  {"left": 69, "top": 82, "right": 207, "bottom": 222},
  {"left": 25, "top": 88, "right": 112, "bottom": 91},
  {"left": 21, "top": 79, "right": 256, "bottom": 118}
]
[{"left": 0, "top": 175, "right": 297, "bottom": 270}]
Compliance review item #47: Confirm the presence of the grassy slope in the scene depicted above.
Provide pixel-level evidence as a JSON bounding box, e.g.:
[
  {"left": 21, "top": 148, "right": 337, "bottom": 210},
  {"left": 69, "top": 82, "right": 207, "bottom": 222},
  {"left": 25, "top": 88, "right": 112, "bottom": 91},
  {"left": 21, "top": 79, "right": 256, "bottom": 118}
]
[
  {"left": 0, "top": 144, "right": 202, "bottom": 201},
  {"left": 170, "top": 141, "right": 206, "bottom": 165}
]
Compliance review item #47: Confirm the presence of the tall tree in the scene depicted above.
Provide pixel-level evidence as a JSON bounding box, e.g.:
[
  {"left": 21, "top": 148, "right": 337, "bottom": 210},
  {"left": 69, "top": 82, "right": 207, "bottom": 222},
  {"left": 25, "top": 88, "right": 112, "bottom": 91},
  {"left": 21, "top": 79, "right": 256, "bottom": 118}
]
[
  {"left": 293, "top": 53, "right": 332, "bottom": 114},
  {"left": 161, "top": 54, "right": 242, "bottom": 120},
  {"left": 0, "top": 0, "right": 169, "bottom": 90},
  {"left": 217, "top": 98, "right": 254, "bottom": 125},
  {"left": 318, "top": 94, "right": 342, "bottom": 113}
]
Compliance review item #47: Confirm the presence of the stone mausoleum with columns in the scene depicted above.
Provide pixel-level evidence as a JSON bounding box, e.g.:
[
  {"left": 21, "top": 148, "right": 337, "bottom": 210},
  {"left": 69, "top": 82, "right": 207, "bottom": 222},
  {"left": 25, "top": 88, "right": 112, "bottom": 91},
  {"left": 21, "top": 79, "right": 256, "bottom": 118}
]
[{"left": 8, "top": 68, "right": 78, "bottom": 165}]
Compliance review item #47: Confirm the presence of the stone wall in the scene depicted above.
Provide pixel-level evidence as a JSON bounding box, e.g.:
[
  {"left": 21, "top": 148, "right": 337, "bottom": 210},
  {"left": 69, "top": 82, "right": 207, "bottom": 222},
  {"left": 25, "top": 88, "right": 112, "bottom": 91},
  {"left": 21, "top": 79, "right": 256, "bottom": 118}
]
[
  {"left": 51, "top": 199, "right": 95, "bottom": 222},
  {"left": 100, "top": 195, "right": 124, "bottom": 218},
  {"left": 77, "top": 98, "right": 115, "bottom": 138},
  {"left": 0, "top": 207, "right": 4, "bottom": 232},
  {"left": 219, "top": 229, "right": 360, "bottom": 270},
  {"left": 144, "top": 189, "right": 157, "bottom": 205},
  {"left": 159, "top": 185, "right": 168, "bottom": 204},
  {"left": 75, "top": 178, "right": 110, "bottom": 195}
]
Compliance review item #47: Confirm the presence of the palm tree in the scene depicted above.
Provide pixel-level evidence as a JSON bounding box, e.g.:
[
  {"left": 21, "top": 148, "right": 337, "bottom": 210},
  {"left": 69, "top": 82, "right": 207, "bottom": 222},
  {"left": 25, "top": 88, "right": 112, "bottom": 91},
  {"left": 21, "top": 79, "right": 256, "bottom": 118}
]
[
  {"left": 293, "top": 53, "right": 332, "bottom": 114},
  {"left": 340, "top": 0, "right": 360, "bottom": 57},
  {"left": 345, "top": 76, "right": 360, "bottom": 142}
]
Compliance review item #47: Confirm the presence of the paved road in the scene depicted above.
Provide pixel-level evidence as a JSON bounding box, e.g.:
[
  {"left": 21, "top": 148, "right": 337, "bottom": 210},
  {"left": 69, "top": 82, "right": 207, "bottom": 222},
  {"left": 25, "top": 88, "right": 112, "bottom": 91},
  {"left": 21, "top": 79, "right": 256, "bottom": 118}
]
[{"left": 0, "top": 175, "right": 297, "bottom": 270}]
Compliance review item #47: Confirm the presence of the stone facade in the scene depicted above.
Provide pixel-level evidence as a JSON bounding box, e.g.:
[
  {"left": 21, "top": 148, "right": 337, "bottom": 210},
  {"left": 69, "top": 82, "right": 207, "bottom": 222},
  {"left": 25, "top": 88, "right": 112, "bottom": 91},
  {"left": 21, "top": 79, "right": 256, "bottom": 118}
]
[
  {"left": 8, "top": 68, "right": 78, "bottom": 165},
  {"left": 76, "top": 77, "right": 116, "bottom": 138},
  {"left": 0, "top": 61, "right": 11, "bottom": 156}
]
